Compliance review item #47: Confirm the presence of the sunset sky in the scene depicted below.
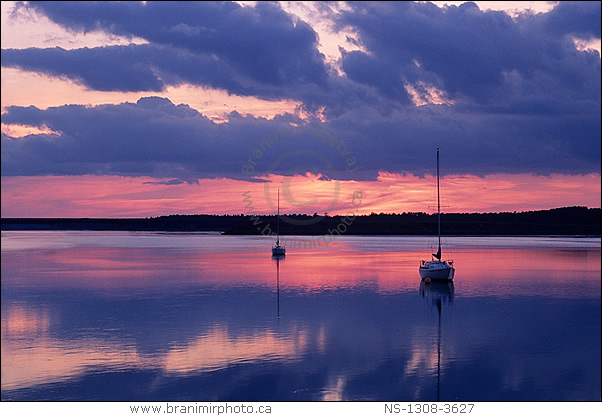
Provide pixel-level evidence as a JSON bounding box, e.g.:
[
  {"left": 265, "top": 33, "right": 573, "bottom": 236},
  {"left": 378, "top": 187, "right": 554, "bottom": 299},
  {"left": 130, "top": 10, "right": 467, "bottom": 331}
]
[{"left": 1, "top": 1, "right": 600, "bottom": 218}]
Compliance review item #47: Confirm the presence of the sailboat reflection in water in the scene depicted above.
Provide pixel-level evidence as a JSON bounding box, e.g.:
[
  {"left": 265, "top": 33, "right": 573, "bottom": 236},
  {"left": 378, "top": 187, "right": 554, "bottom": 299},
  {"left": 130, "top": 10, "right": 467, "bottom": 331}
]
[
  {"left": 272, "top": 255, "right": 284, "bottom": 319},
  {"left": 420, "top": 280, "right": 454, "bottom": 401}
]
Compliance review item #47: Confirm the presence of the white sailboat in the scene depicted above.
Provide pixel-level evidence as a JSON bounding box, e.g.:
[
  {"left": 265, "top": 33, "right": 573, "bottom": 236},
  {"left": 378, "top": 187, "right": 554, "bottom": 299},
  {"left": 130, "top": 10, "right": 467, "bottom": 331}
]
[
  {"left": 419, "top": 148, "right": 454, "bottom": 281},
  {"left": 272, "top": 189, "right": 286, "bottom": 256}
]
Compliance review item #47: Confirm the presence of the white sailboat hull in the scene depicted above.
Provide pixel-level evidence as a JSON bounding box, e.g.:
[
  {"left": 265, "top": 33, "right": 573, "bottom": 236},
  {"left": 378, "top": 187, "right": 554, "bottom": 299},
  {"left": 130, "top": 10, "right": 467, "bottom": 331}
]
[{"left": 419, "top": 260, "right": 455, "bottom": 281}]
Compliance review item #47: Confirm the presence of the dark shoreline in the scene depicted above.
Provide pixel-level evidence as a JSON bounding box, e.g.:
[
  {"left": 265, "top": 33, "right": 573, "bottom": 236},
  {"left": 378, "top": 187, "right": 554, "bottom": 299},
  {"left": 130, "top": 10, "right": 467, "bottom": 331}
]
[{"left": 2, "top": 206, "right": 600, "bottom": 236}]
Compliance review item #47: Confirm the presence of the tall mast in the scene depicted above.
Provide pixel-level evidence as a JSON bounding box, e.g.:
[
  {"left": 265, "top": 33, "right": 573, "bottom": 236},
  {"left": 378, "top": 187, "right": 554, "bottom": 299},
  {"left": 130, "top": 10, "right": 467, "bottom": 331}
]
[
  {"left": 437, "top": 148, "right": 441, "bottom": 255},
  {"left": 276, "top": 188, "right": 280, "bottom": 245}
]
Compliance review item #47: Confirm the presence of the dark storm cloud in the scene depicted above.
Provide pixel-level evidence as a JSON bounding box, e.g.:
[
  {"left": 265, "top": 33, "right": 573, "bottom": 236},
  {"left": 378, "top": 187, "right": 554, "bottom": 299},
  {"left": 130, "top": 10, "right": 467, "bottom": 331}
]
[
  {"left": 336, "top": 1, "right": 601, "bottom": 109},
  {"left": 2, "top": 44, "right": 250, "bottom": 93},
  {"left": 2, "top": 97, "right": 600, "bottom": 182},
  {"left": 1, "top": 1, "right": 600, "bottom": 180},
  {"left": 4, "top": 1, "right": 600, "bottom": 111},
  {"left": 540, "top": 0, "right": 601, "bottom": 39},
  {"left": 4, "top": 0, "right": 329, "bottom": 99},
  {"left": 0, "top": 97, "right": 295, "bottom": 182}
]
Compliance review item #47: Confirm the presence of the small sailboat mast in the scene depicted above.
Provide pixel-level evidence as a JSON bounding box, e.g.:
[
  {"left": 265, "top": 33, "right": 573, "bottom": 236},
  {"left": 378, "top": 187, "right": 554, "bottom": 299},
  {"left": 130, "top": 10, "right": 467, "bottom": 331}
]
[
  {"left": 272, "top": 188, "right": 286, "bottom": 256},
  {"left": 276, "top": 188, "right": 280, "bottom": 246},
  {"left": 434, "top": 148, "right": 442, "bottom": 261}
]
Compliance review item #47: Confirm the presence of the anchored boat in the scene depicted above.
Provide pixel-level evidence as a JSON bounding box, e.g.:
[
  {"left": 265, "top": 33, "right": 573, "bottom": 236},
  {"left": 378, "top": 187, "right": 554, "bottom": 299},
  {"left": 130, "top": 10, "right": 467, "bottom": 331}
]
[{"left": 419, "top": 149, "right": 454, "bottom": 281}]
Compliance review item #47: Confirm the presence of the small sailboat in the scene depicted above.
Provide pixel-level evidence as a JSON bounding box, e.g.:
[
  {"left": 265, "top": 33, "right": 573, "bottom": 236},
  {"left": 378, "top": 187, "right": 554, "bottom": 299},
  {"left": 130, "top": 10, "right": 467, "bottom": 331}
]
[
  {"left": 419, "top": 148, "right": 454, "bottom": 281},
  {"left": 272, "top": 189, "right": 286, "bottom": 256}
]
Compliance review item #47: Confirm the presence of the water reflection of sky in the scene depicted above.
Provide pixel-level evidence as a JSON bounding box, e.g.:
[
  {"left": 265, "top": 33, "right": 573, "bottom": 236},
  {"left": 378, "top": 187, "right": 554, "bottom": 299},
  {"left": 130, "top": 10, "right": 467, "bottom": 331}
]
[{"left": 1, "top": 232, "right": 600, "bottom": 401}]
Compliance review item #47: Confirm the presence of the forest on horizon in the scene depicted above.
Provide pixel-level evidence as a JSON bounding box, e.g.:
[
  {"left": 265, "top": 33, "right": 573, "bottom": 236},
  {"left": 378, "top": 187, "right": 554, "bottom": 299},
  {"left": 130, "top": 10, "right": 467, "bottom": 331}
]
[{"left": 2, "top": 206, "right": 600, "bottom": 236}]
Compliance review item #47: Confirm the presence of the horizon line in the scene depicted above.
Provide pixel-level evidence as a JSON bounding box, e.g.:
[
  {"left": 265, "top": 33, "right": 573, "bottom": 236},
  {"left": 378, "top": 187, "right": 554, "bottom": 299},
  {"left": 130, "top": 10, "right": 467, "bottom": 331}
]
[{"left": 2, "top": 206, "right": 599, "bottom": 220}]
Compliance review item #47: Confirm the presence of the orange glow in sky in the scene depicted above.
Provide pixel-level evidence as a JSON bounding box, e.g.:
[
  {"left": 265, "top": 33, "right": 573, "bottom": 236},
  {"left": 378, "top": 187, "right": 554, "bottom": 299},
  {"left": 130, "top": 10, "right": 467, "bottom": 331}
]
[{"left": 1, "top": 172, "right": 599, "bottom": 218}]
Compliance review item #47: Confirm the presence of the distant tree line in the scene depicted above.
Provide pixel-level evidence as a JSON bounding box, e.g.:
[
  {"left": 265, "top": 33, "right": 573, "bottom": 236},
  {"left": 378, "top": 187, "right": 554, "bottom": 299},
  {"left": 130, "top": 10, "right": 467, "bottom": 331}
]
[{"left": 2, "top": 207, "right": 600, "bottom": 235}]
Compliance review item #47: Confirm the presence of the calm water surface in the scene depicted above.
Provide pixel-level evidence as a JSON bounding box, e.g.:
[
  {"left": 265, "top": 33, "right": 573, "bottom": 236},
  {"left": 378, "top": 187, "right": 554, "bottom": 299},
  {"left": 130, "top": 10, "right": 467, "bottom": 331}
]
[{"left": 1, "top": 231, "right": 600, "bottom": 401}]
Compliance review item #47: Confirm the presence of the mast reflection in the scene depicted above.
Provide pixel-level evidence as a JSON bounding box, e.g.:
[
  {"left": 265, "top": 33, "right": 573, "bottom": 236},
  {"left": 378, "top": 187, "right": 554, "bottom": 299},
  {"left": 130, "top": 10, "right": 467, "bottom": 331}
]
[
  {"left": 272, "top": 255, "right": 285, "bottom": 318},
  {"left": 419, "top": 280, "right": 454, "bottom": 401}
]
